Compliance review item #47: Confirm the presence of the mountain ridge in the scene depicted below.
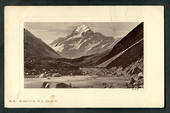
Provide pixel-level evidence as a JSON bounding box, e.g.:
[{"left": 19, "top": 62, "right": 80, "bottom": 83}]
[
  {"left": 24, "top": 29, "right": 61, "bottom": 59},
  {"left": 65, "top": 22, "right": 144, "bottom": 68},
  {"left": 24, "top": 29, "right": 83, "bottom": 76},
  {"left": 50, "top": 24, "right": 115, "bottom": 58},
  {"left": 95, "top": 22, "right": 144, "bottom": 66}
]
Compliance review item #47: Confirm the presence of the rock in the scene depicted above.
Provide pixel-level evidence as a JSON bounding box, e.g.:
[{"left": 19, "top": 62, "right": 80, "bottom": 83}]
[
  {"left": 56, "top": 83, "right": 72, "bottom": 88},
  {"left": 127, "top": 73, "right": 144, "bottom": 88},
  {"left": 41, "top": 82, "right": 50, "bottom": 88},
  {"left": 52, "top": 73, "right": 61, "bottom": 77}
]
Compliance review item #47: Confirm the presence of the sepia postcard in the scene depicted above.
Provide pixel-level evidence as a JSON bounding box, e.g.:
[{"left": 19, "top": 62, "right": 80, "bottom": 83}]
[{"left": 5, "top": 6, "right": 164, "bottom": 108}]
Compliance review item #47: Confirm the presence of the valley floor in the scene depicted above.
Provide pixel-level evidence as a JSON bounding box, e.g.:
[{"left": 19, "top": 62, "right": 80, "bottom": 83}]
[{"left": 24, "top": 75, "right": 129, "bottom": 88}]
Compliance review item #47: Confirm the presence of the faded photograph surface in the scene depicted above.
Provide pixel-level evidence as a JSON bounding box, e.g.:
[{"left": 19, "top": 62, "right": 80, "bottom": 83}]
[{"left": 24, "top": 22, "right": 144, "bottom": 88}]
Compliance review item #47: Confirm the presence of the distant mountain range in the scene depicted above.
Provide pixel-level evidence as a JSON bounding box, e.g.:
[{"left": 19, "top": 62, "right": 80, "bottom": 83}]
[
  {"left": 57, "top": 22, "right": 143, "bottom": 69},
  {"left": 50, "top": 24, "right": 115, "bottom": 58},
  {"left": 24, "top": 22, "right": 143, "bottom": 77}
]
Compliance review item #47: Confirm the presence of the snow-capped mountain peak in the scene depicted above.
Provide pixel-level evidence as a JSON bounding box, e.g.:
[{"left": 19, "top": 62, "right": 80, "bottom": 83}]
[
  {"left": 65, "top": 25, "right": 92, "bottom": 41},
  {"left": 73, "top": 25, "right": 91, "bottom": 35},
  {"left": 50, "top": 25, "right": 115, "bottom": 58}
]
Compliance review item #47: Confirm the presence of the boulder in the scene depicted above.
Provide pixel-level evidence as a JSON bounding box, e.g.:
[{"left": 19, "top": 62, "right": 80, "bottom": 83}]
[
  {"left": 56, "top": 83, "right": 72, "bottom": 88},
  {"left": 41, "top": 81, "right": 50, "bottom": 88}
]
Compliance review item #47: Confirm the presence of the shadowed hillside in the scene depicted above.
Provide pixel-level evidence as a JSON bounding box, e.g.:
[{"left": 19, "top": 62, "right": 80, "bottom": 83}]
[
  {"left": 106, "top": 40, "right": 143, "bottom": 68},
  {"left": 95, "top": 22, "right": 143, "bottom": 65},
  {"left": 24, "top": 29, "right": 61, "bottom": 59},
  {"left": 24, "top": 29, "right": 82, "bottom": 77}
]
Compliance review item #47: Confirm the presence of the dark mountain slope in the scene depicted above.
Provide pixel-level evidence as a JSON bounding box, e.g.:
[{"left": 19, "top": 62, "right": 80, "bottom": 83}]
[
  {"left": 24, "top": 29, "right": 83, "bottom": 76},
  {"left": 95, "top": 22, "right": 143, "bottom": 65},
  {"left": 24, "top": 29, "right": 61, "bottom": 59},
  {"left": 106, "top": 40, "right": 143, "bottom": 69}
]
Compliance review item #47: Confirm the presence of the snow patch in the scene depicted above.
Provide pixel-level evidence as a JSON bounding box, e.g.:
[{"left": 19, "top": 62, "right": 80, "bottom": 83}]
[
  {"left": 53, "top": 44, "right": 64, "bottom": 52},
  {"left": 75, "top": 25, "right": 90, "bottom": 35},
  {"left": 66, "top": 34, "right": 81, "bottom": 41},
  {"left": 101, "top": 44, "right": 107, "bottom": 48},
  {"left": 70, "top": 39, "right": 87, "bottom": 50},
  {"left": 66, "top": 25, "right": 90, "bottom": 41},
  {"left": 86, "top": 41, "right": 101, "bottom": 52}
]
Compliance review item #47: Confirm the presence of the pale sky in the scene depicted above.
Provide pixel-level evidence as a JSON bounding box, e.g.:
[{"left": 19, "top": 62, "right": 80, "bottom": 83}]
[{"left": 24, "top": 22, "right": 140, "bottom": 44}]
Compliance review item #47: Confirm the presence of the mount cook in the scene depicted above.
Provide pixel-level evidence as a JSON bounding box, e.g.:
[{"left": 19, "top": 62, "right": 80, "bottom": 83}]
[{"left": 50, "top": 25, "right": 115, "bottom": 58}]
